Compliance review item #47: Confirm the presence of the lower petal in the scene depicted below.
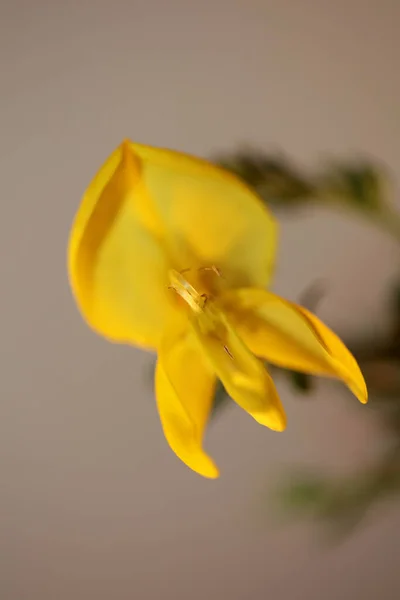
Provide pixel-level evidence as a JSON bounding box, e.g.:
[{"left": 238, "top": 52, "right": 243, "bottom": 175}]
[
  {"left": 219, "top": 288, "right": 367, "bottom": 404},
  {"left": 155, "top": 324, "right": 219, "bottom": 478},
  {"left": 190, "top": 307, "right": 286, "bottom": 431}
]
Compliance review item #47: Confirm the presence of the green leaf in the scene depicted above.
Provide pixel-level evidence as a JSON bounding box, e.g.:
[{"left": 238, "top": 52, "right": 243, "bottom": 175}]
[
  {"left": 318, "top": 161, "right": 386, "bottom": 213},
  {"left": 216, "top": 150, "right": 314, "bottom": 206}
]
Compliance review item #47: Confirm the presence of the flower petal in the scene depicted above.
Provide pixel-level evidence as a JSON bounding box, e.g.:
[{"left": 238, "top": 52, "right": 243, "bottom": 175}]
[
  {"left": 155, "top": 324, "right": 219, "bottom": 478},
  {"left": 219, "top": 288, "right": 367, "bottom": 403},
  {"left": 190, "top": 306, "right": 287, "bottom": 431},
  {"left": 68, "top": 142, "right": 175, "bottom": 349},
  {"left": 128, "top": 140, "right": 278, "bottom": 288}
]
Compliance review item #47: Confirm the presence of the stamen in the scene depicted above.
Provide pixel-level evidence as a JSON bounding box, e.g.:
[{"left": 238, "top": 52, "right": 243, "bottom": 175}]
[
  {"left": 200, "top": 293, "right": 208, "bottom": 307},
  {"left": 224, "top": 345, "right": 234, "bottom": 359},
  {"left": 199, "top": 265, "right": 222, "bottom": 278}
]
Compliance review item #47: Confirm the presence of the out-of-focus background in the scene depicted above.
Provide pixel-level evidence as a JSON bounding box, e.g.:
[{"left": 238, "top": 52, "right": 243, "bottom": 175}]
[{"left": 1, "top": 1, "right": 400, "bottom": 598}]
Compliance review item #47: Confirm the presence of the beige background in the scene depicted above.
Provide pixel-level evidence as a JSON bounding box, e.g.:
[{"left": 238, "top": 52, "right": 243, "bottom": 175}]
[{"left": 1, "top": 0, "right": 400, "bottom": 598}]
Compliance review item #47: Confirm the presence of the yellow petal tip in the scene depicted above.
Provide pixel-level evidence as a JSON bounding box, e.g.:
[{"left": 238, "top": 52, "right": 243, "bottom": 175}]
[
  {"left": 120, "top": 138, "right": 141, "bottom": 182},
  {"left": 253, "top": 406, "right": 287, "bottom": 432},
  {"left": 341, "top": 362, "right": 368, "bottom": 404},
  {"left": 268, "top": 413, "right": 287, "bottom": 432},
  {"left": 354, "top": 381, "right": 368, "bottom": 405},
  {"left": 202, "top": 466, "right": 220, "bottom": 480},
  {"left": 184, "top": 452, "right": 220, "bottom": 479}
]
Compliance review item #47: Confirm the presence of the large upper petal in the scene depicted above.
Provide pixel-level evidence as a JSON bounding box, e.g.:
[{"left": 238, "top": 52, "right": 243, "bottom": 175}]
[
  {"left": 68, "top": 141, "right": 176, "bottom": 348},
  {"left": 127, "top": 140, "right": 277, "bottom": 288},
  {"left": 155, "top": 323, "right": 219, "bottom": 478},
  {"left": 219, "top": 288, "right": 367, "bottom": 403}
]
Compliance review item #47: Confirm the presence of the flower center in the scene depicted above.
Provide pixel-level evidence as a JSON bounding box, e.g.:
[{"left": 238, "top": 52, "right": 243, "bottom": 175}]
[
  {"left": 167, "top": 266, "right": 222, "bottom": 314},
  {"left": 168, "top": 266, "right": 235, "bottom": 360}
]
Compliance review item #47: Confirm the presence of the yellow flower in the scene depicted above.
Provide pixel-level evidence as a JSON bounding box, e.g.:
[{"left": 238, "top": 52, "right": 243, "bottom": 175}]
[{"left": 68, "top": 140, "right": 368, "bottom": 479}]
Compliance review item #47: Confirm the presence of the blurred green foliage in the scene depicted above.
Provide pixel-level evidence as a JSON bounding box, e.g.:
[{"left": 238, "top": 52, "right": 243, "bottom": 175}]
[
  {"left": 276, "top": 444, "right": 400, "bottom": 540},
  {"left": 216, "top": 148, "right": 400, "bottom": 239},
  {"left": 216, "top": 148, "right": 400, "bottom": 537},
  {"left": 217, "top": 151, "right": 314, "bottom": 206}
]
